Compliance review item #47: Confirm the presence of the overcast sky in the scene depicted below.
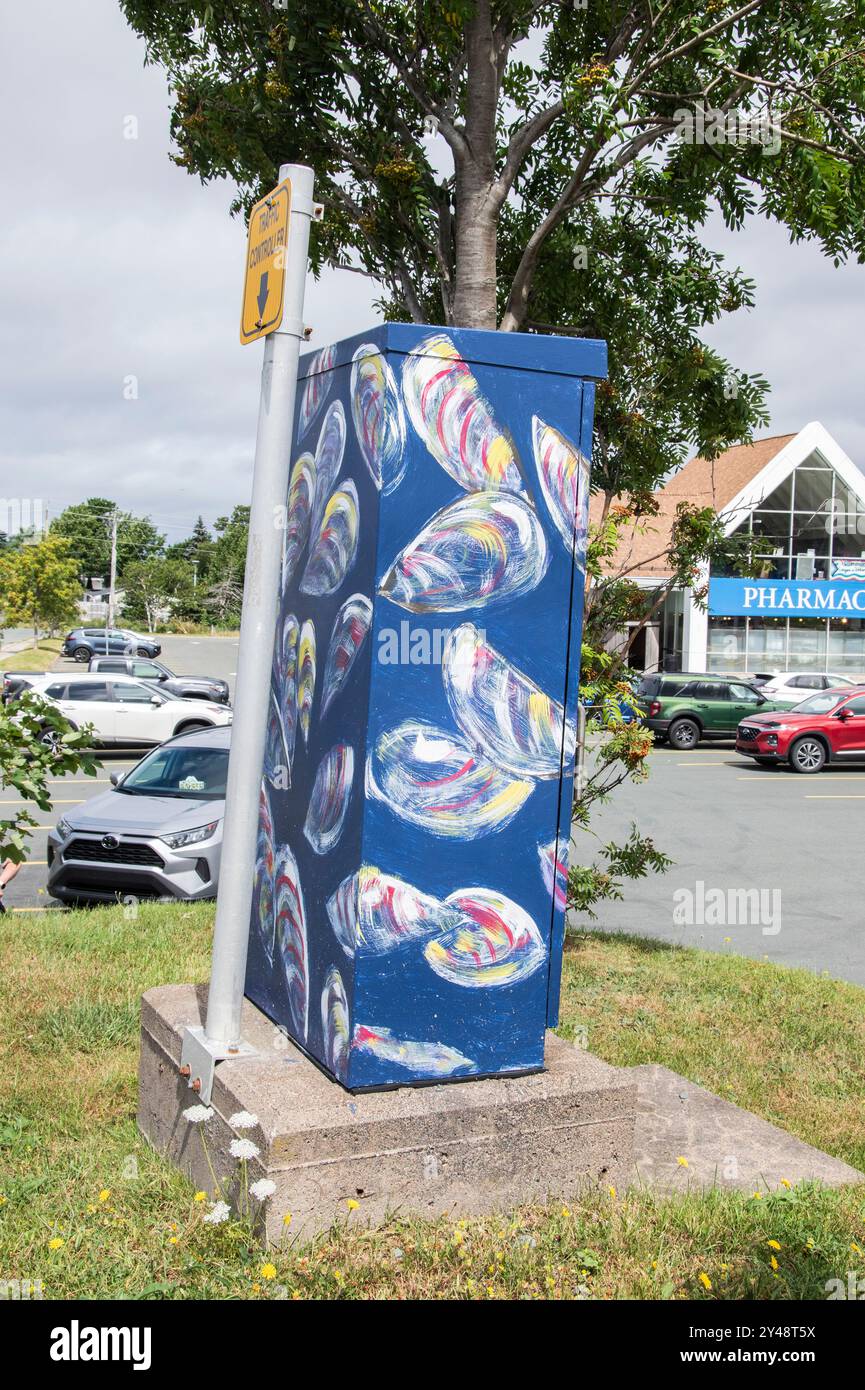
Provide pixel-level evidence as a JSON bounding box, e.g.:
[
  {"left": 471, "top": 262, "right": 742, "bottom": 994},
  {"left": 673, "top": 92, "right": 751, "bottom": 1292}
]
[{"left": 1, "top": 0, "right": 863, "bottom": 544}]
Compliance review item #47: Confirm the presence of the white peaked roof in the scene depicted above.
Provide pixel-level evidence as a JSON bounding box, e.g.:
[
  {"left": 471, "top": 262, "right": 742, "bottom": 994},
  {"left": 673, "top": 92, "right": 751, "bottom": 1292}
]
[{"left": 722, "top": 422, "right": 865, "bottom": 536}]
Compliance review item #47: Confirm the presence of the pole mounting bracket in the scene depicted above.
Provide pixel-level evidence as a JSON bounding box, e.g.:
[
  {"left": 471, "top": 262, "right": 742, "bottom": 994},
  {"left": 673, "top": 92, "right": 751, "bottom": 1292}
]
[{"left": 179, "top": 1026, "right": 258, "bottom": 1108}]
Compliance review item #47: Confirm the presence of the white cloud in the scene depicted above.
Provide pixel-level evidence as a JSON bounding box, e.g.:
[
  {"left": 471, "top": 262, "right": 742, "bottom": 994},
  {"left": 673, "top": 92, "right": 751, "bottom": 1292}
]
[{"left": 1, "top": 0, "right": 862, "bottom": 544}]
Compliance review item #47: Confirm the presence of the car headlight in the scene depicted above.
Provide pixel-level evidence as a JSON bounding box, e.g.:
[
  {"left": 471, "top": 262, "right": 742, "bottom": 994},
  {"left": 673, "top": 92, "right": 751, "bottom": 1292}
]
[
  {"left": 160, "top": 820, "right": 220, "bottom": 850},
  {"left": 56, "top": 814, "right": 73, "bottom": 839}
]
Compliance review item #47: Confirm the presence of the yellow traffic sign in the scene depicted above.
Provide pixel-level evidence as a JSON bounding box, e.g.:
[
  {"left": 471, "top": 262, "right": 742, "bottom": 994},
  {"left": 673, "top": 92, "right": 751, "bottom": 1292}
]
[{"left": 240, "top": 178, "right": 292, "bottom": 344}]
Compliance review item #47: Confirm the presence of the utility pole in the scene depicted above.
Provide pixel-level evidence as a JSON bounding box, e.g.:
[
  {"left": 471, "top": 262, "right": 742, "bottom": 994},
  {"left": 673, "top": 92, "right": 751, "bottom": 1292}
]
[
  {"left": 105, "top": 507, "right": 118, "bottom": 635},
  {"left": 179, "top": 163, "right": 317, "bottom": 1101}
]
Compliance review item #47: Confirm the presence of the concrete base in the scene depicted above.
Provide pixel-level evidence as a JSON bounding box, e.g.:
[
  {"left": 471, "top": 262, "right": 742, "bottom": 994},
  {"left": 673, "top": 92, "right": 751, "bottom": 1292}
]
[
  {"left": 138, "top": 984, "right": 637, "bottom": 1241},
  {"left": 633, "top": 1064, "right": 863, "bottom": 1192}
]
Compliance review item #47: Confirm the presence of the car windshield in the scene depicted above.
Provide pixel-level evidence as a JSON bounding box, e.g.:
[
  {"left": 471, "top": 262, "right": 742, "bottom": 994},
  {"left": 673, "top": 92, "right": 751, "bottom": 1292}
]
[
  {"left": 117, "top": 745, "right": 228, "bottom": 799},
  {"left": 789, "top": 692, "right": 844, "bottom": 715}
]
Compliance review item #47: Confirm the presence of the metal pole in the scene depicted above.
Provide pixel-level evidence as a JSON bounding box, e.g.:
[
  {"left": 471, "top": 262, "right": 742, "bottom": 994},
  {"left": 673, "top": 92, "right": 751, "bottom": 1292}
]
[
  {"left": 106, "top": 507, "right": 118, "bottom": 636},
  {"left": 204, "top": 163, "right": 315, "bottom": 1047}
]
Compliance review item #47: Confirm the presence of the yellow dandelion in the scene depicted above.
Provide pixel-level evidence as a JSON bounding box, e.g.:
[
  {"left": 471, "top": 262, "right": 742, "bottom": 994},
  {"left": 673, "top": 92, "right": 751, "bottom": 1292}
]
[
  {"left": 346, "top": 1198, "right": 359, "bottom": 1211},
  {"left": 169, "top": 1236, "right": 179, "bottom": 1246},
  {"left": 0, "top": 1195, "right": 6, "bottom": 1205},
  {"left": 453, "top": 1230, "right": 464, "bottom": 1245},
  {"left": 676, "top": 1156, "right": 688, "bottom": 1167},
  {"left": 194, "top": 1191, "right": 207, "bottom": 1203},
  {"left": 561, "top": 1206, "right": 571, "bottom": 1217},
  {"left": 252, "top": 1283, "right": 261, "bottom": 1293},
  {"left": 260, "top": 1263, "right": 277, "bottom": 1280},
  {"left": 291, "top": 1290, "right": 302, "bottom": 1300},
  {"left": 334, "top": 1269, "right": 344, "bottom": 1283},
  {"left": 806, "top": 1238, "right": 815, "bottom": 1249},
  {"left": 651, "top": 1260, "right": 658, "bottom": 1270},
  {"left": 699, "top": 1272, "right": 712, "bottom": 1290},
  {"left": 752, "top": 1191, "right": 763, "bottom": 1200},
  {"left": 767, "top": 1240, "right": 781, "bottom": 1251},
  {"left": 770, "top": 1255, "right": 779, "bottom": 1271},
  {"left": 851, "top": 1243, "right": 862, "bottom": 1255},
  {"left": 98, "top": 1189, "right": 110, "bottom": 1203},
  {"left": 283, "top": 1212, "right": 292, "bottom": 1226},
  {"left": 48, "top": 1237, "right": 64, "bottom": 1251},
  {"left": 608, "top": 1185, "right": 617, "bottom": 1200},
  {"left": 780, "top": 1178, "right": 791, "bottom": 1189}
]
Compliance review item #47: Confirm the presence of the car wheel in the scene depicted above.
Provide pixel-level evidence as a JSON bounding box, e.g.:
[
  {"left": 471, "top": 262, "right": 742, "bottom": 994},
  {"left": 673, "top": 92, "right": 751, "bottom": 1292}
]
[
  {"left": 136, "top": 646, "right": 151, "bottom": 657},
  {"left": 39, "top": 727, "right": 64, "bottom": 752},
  {"left": 72, "top": 646, "right": 91, "bottom": 663},
  {"left": 668, "top": 718, "right": 700, "bottom": 751},
  {"left": 789, "top": 736, "right": 826, "bottom": 774}
]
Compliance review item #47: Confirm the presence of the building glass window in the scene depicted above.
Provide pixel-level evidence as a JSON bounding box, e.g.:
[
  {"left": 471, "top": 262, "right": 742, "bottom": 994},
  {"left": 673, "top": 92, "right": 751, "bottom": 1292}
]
[
  {"left": 827, "top": 619, "right": 865, "bottom": 671},
  {"left": 747, "top": 617, "right": 788, "bottom": 670},
  {"left": 707, "top": 617, "right": 746, "bottom": 671},
  {"left": 787, "top": 618, "right": 828, "bottom": 671}
]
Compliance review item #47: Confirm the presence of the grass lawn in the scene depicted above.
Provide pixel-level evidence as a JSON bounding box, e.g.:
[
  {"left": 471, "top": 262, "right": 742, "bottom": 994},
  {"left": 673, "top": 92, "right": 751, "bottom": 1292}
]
[
  {"left": 0, "top": 903, "right": 862, "bottom": 1300},
  {"left": 1, "top": 639, "right": 63, "bottom": 673}
]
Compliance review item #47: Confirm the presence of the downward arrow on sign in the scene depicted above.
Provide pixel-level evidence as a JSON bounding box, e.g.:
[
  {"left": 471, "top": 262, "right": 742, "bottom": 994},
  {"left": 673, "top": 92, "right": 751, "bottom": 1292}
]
[{"left": 257, "top": 271, "right": 269, "bottom": 318}]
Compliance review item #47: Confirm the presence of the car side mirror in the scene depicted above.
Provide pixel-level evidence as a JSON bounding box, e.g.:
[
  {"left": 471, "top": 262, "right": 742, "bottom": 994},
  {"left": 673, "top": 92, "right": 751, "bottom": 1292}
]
[
  {"left": 110, "top": 772, "right": 123, "bottom": 786},
  {"left": 757, "top": 697, "right": 767, "bottom": 705},
  {"left": 150, "top": 695, "right": 162, "bottom": 705},
  {"left": 835, "top": 707, "right": 851, "bottom": 720},
  {"left": 158, "top": 673, "right": 168, "bottom": 681}
]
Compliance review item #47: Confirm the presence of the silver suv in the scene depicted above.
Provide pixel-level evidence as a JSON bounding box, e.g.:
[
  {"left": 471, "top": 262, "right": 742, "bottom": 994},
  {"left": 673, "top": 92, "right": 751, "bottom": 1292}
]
[{"left": 47, "top": 727, "right": 229, "bottom": 904}]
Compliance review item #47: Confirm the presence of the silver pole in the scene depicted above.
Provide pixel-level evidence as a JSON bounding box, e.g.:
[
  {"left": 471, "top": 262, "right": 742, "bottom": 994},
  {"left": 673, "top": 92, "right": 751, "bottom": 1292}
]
[{"left": 205, "top": 162, "right": 315, "bottom": 1046}]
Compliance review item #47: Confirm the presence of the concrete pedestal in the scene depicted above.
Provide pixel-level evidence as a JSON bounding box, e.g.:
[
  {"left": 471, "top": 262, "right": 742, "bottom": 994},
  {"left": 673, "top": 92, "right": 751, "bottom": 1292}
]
[{"left": 138, "top": 984, "right": 636, "bottom": 1242}]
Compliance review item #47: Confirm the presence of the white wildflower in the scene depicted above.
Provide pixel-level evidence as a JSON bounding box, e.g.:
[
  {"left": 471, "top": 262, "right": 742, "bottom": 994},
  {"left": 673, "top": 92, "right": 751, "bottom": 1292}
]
[
  {"left": 183, "top": 1105, "right": 214, "bottom": 1124},
  {"left": 229, "top": 1137, "right": 260, "bottom": 1161},
  {"left": 228, "top": 1110, "right": 259, "bottom": 1130},
  {"left": 203, "top": 1201, "right": 230, "bottom": 1226},
  {"left": 249, "top": 1178, "right": 277, "bottom": 1201}
]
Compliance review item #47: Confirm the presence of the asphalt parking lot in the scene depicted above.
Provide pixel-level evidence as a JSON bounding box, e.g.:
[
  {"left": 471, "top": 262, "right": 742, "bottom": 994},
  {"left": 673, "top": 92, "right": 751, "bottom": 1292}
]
[
  {"left": 577, "top": 741, "right": 865, "bottom": 987},
  {"left": 3, "top": 642, "right": 862, "bottom": 989},
  {"left": 1, "top": 635, "right": 238, "bottom": 917}
]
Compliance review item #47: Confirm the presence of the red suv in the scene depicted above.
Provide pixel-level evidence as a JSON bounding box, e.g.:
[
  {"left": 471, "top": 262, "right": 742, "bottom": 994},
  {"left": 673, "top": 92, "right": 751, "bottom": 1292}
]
[{"left": 736, "top": 687, "right": 865, "bottom": 773}]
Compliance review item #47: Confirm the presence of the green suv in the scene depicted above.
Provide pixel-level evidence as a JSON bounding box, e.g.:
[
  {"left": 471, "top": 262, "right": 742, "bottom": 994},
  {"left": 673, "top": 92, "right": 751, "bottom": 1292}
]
[{"left": 636, "top": 673, "right": 777, "bottom": 750}]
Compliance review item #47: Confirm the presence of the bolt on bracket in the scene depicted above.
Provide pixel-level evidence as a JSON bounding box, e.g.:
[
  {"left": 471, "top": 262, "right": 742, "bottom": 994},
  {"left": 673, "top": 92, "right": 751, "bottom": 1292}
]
[{"left": 179, "top": 1025, "right": 258, "bottom": 1107}]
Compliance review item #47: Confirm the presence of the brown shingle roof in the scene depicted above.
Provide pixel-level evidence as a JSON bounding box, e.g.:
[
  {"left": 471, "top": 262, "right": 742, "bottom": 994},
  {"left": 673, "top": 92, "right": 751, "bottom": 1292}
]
[{"left": 591, "top": 433, "right": 797, "bottom": 579}]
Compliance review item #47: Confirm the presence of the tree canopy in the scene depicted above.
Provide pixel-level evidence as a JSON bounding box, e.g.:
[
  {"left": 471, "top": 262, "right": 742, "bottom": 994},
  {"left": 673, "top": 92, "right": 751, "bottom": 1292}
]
[{"left": 50, "top": 498, "right": 164, "bottom": 581}]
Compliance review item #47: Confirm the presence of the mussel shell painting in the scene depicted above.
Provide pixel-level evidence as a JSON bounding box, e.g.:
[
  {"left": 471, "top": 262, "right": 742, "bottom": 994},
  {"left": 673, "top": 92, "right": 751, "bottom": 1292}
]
[
  {"left": 402, "top": 333, "right": 523, "bottom": 494},
  {"left": 245, "top": 323, "right": 601, "bottom": 1089},
  {"left": 379, "top": 490, "right": 548, "bottom": 613}
]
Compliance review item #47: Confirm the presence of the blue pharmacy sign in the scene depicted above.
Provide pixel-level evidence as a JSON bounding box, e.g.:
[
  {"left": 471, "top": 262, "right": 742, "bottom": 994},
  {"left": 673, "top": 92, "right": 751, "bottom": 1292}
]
[
  {"left": 709, "top": 576, "right": 865, "bottom": 618},
  {"left": 244, "top": 324, "right": 607, "bottom": 1090}
]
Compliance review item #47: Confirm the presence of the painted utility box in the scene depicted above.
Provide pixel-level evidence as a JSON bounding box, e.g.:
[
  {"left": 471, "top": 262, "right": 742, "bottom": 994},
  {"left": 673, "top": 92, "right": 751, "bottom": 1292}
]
[{"left": 244, "top": 323, "right": 606, "bottom": 1090}]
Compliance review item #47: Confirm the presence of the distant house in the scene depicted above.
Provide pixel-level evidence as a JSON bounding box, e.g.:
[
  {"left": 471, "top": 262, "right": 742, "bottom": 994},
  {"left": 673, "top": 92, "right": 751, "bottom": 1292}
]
[
  {"left": 78, "top": 576, "right": 126, "bottom": 620},
  {"left": 595, "top": 423, "right": 865, "bottom": 676}
]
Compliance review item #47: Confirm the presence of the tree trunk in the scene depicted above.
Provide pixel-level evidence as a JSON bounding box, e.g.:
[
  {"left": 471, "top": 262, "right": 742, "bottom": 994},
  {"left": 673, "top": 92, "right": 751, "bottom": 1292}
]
[
  {"left": 451, "top": 187, "right": 498, "bottom": 329},
  {"left": 449, "top": 0, "right": 501, "bottom": 331}
]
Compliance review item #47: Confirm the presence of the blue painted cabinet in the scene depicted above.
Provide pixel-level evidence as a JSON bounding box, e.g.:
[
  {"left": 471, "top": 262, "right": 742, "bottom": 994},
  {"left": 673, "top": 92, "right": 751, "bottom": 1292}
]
[{"left": 244, "top": 324, "right": 606, "bottom": 1089}]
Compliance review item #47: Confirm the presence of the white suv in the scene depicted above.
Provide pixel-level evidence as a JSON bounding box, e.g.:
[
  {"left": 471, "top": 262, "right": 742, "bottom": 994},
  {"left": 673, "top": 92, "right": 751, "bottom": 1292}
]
[
  {"left": 27, "top": 673, "right": 232, "bottom": 749},
  {"left": 760, "top": 671, "right": 859, "bottom": 706}
]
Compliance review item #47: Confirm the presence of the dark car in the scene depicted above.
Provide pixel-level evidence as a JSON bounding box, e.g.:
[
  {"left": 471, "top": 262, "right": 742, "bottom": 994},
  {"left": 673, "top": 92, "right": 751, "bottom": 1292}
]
[
  {"left": 62, "top": 628, "right": 162, "bottom": 662},
  {"left": 88, "top": 655, "right": 229, "bottom": 705},
  {"left": 637, "top": 672, "right": 776, "bottom": 750},
  {"left": 1, "top": 672, "right": 35, "bottom": 706},
  {"left": 736, "top": 687, "right": 865, "bottom": 773}
]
